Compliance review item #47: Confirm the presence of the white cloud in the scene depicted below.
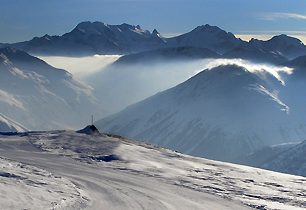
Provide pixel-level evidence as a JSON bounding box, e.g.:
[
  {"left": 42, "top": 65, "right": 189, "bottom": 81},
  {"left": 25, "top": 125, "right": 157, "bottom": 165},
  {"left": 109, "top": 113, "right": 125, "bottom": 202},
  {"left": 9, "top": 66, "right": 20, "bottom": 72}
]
[
  {"left": 161, "top": 32, "right": 183, "bottom": 38},
  {"left": 261, "top": 12, "right": 306, "bottom": 21},
  {"left": 196, "top": 58, "right": 293, "bottom": 86},
  {"left": 235, "top": 34, "right": 274, "bottom": 41}
]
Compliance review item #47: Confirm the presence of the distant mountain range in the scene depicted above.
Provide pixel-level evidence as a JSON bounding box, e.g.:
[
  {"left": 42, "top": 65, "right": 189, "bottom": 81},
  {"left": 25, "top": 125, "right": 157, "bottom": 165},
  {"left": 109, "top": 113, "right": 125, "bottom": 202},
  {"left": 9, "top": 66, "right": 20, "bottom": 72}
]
[
  {"left": 5, "top": 22, "right": 166, "bottom": 56},
  {"left": 2, "top": 21, "right": 306, "bottom": 60}
]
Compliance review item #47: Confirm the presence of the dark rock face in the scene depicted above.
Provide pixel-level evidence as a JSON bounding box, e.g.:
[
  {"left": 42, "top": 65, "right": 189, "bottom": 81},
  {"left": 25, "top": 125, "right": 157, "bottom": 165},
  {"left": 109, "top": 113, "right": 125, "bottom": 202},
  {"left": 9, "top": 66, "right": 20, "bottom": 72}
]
[{"left": 77, "top": 125, "right": 100, "bottom": 135}]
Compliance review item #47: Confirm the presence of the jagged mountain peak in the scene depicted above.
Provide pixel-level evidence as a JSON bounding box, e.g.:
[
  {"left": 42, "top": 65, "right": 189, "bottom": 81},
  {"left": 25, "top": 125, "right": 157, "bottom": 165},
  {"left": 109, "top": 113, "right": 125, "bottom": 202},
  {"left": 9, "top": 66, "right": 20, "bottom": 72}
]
[
  {"left": 5, "top": 21, "right": 306, "bottom": 57},
  {"left": 73, "top": 21, "right": 109, "bottom": 34},
  {"left": 193, "top": 24, "right": 222, "bottom": 32},
  {"left": 117, "top": 23, "right": 150, "bottom": 34},
  {"left": 119, "top": 23, "right": 143, "bottom": 31},
  {"left": 73, "top": 21, "right": 149, "bottom": 35}
]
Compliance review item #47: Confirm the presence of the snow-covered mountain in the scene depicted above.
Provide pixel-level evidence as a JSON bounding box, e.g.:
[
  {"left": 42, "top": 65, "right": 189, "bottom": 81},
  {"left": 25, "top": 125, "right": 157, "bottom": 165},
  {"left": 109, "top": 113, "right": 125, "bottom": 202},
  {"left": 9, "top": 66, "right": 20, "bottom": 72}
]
[
  {"left": 0, "top": 47, "right": 102, "bottom": 130},
  {"left": 0, "top": 113, "right": 27, "bottom": 132},
  {"left": 96, "top": 64, "right": 306, "bottom": 161},
  {"left": 10, "top": 21, "right": 166, "bottom": 56},
  {"left": 260, "top": 140, "right": 306, "bottom": 177},
  {"left": 0, "top": 130, "right": 305, "bottom": 210},
  {"left": 6, "top": 23, "right": 242, "bottom": 56},
  {"left": 250, "top": 34, "right": 306, "bottom": 59},
  {"left": 286, "top": 54, "right": 306, "bottom": 67},
  {"left": 6, "top": 21, "right": 306, "bottom": 60},
  {"left": 278, "top": 55, "right": 306, "bottom": 132},
  {"left": 239, "top": 140, "right": 306, "bottom": 177},
  {"left": 166, "top": 24, "right": 243, "bottom": 54},
  {"left": 86, "top": 47, "right": 219, "bottom": 114}
]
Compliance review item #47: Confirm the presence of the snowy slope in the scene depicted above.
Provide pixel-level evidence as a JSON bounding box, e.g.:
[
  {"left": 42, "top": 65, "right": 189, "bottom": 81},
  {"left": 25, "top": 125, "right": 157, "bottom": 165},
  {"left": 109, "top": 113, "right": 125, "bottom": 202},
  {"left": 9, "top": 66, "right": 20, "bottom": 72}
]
[
  {"left": 236, "top": 142, "right": 300, "bottom": 167},
  {"left": 0, "top": 156, "right": 87, "bottom": 209},
  {"left": 286, "top": 55, "right": 306, "bottom": 67},
  {"left": 0, "top": 131, "right": 305, "bottom": 210},
  {"left": 239, "top": 140, "right": 306, "bottom": 177},
  {"left": 0, "top": 113, "right": 27, "bottom": 132},
  {"left": 96, "top": 64, "right": 306, "bottom": 161},
  {"left": 0, "top": 47, "right": 102, "bottom": 130},
  {"left": 260, "top": 140, "right": 306, "bottom": 177},
  {"left": 279, "top": 56, "right": 306, "bottom": 132}
]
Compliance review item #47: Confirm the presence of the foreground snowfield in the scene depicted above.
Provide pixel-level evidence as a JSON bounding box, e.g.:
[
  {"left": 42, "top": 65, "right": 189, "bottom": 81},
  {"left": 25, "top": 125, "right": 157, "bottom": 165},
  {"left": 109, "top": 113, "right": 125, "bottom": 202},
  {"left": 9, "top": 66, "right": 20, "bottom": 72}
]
[
  {"left": 0, "top": 131, "right": 305, "bottom": 210},
  {"left": 0, "top": 156, "right": 87, "bottom": 209}
]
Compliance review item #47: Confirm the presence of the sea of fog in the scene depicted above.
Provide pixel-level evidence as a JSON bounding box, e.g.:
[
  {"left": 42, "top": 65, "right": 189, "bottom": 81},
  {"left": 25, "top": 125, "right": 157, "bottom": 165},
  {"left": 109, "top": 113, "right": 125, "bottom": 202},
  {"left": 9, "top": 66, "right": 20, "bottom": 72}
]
[
  {"left": 36, "top": 55, "right": 293, "bottom": 115},
  {"left": 38, "top": 55, "right": 121, "bottom": 79}
]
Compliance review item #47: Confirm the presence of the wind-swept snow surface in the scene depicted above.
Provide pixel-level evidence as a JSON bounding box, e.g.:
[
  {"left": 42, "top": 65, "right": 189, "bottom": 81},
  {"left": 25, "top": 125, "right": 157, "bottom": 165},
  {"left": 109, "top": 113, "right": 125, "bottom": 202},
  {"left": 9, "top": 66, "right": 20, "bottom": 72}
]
[
  {"left": 0, "top": 131, "right": 305, "bottom": 210},
  {"left": 0, "top": 157, "right": 87, "bottom": 209}
]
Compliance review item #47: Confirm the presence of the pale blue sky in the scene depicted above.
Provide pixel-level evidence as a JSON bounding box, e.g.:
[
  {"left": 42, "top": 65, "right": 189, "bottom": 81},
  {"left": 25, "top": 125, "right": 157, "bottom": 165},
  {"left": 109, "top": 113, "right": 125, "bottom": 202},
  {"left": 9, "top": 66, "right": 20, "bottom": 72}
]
[{"left": 1, "top": 0, "right": 306, "bottom": 43}]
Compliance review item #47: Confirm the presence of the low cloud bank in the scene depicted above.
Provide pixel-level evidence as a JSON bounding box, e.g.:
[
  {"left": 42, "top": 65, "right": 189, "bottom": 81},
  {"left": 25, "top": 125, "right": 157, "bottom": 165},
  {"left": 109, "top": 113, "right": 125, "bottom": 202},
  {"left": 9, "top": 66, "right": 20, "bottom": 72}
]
[
  {"left": 36, "top": 55, "right": 294, "bottom": 116},
  {"left": 38, "top": 55, "right": 121, "bottom": 79}
]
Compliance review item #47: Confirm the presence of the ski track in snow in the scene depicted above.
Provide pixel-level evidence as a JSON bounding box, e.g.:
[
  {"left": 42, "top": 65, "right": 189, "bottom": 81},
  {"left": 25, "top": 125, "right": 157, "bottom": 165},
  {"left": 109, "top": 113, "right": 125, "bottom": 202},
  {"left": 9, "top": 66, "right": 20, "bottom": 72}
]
[{"left": 0, "top": 131, "right": 305, "bottom": 210}]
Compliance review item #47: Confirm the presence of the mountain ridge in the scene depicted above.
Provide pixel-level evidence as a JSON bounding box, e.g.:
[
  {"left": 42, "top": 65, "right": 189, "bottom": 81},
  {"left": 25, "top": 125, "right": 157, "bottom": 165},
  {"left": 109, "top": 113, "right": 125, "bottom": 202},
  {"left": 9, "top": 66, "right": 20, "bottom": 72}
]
[
  {"left": 4, "top": 21, "right": 306, "bottom": 59},
  {"left": 0, "top": 47, "right": 103, "bottom": 130}
]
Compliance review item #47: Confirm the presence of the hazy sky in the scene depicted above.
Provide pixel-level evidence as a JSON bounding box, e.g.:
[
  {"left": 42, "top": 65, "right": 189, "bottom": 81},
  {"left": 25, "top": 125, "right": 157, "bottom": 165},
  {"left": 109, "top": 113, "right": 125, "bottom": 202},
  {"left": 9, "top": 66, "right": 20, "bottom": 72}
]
[{"left": 1, "top": 0, "right": 306, "bottom": 43}]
